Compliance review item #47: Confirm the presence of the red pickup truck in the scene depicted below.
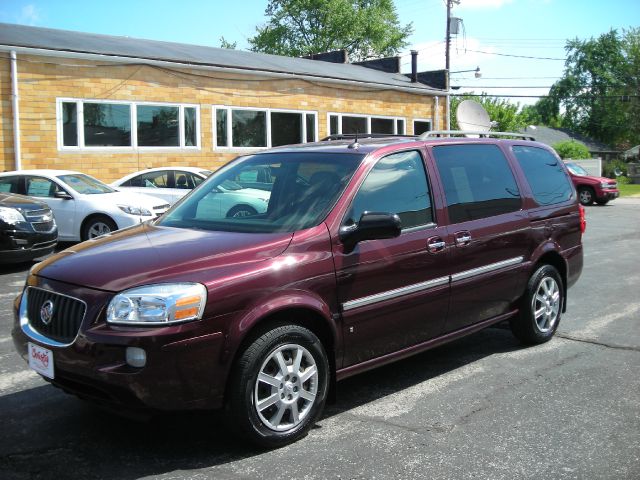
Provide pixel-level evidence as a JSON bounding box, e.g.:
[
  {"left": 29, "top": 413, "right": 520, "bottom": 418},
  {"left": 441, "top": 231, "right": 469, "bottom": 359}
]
[{"left": 565, "top": 162, "right": 619, "bottom": 206}]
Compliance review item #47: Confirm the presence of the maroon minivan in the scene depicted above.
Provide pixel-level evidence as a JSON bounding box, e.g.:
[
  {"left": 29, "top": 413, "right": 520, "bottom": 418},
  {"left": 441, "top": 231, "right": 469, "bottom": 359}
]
[{"left": 13, "top": 133, "right": 584, "bottom": 447}]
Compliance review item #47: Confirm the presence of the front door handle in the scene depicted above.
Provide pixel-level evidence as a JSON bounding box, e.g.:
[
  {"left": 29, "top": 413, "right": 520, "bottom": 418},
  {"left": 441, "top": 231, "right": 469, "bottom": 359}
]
[{"left": 427, "top": 236, "right": 446, "bottom": 253}]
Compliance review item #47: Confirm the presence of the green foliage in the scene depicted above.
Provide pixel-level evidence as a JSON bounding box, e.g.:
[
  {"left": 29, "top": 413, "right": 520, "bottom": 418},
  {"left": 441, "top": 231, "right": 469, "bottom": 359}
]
[
  {"left": 220, "top": 37, "right": 237, "bottom": 49},
  {"left": 450, "top": 94, "right": 531, "bottom": 132},
  {"left": 616, "top": 175, "right": 631, "bottom": 185},
  {"left": 248, "top": 0, "right": 412, "bottom": 61},
  {"left": 552, "top": 140, "right": 590, "bottom": 160},
  {"left": 545, "top": 28, "right": 640, "bottom": 147},
  {"left": 603, "top": 158, "right": 629, "bottom": 177}
]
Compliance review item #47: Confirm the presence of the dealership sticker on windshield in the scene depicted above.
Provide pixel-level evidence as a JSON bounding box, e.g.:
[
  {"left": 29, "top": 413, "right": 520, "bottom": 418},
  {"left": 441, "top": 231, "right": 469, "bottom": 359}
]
[{"left": 28, "top": 342, "right": 54, "bottom": 379}]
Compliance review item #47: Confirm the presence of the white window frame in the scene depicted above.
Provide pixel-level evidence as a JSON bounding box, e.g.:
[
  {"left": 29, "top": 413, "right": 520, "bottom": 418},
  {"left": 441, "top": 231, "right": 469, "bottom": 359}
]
[
  {"left": 213, "top": 106, "right": 318, "bottom": 151},
  {"left": 413, "top": 118, "right": 433, "bottom": 136},
  {"left": 327, "top": 112, "right": 406, "bottom": 136},
  {"left": 56, "top": 98, "right": 201, "bottom": 152}
]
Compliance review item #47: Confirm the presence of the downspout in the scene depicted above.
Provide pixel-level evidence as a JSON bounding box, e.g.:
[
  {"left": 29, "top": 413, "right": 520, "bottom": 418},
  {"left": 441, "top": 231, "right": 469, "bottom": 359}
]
[
  {"left": 446, "top": 92, "right": 451, "bottom": 130},
  {"left": 10, "top": 50, "right": 21, "bottom": 170},
  {"left": 435, "top": 96, "right": 440, "bottom": 130}
]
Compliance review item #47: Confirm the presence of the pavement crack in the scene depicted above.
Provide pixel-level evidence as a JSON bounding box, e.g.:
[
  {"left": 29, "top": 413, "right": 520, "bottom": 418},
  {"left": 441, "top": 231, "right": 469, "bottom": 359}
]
[{"left": 556, "top": 333, "right": 640, "bottom": 352}]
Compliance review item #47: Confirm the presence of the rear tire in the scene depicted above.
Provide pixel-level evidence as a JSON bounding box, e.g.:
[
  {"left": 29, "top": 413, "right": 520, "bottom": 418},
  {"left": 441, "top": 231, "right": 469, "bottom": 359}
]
[
  {"left": 578, "top": 187, "right": 595, "bottom": 206},
  {"left": 226, "top": 324, "right": 329, "bottom": 448},
  {"left": 81, "top": 215, "right": 117, "bottom": 240},
  {"left": 226, "top": 205, "right": 258, "bottom": 218},
  {"left": 510, "top": 265, "right": 564, "bottom": 345}
]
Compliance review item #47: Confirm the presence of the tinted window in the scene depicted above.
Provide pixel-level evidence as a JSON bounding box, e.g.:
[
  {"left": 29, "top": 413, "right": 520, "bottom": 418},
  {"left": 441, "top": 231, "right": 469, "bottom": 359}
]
[
  {"left": 433, "top": 144, "right": 521, "bottom": 223},
  {"left": 26, "top": 177, "right": 59, "bottom": 197},
  {"left": 371, "top": 118, "right": 394, "bottom": 134},
  {"left": 0, "top": 176, "right": 21, "bottom": 194},
  {"left": 347, "top": 150, "right": 433, "bottom": 229},
  {"left": 128, "top": 171, "right": 169, "bottom": 188},
  {"left": 216, "top": 109, "right": 228, "bottom": 147},
  {"left": 84, "top": 103, "right": 131, "bottom": 147},
  {"left": 342, "top": 116, "right": 367, "bottom": 135},
  {"left": 232, "top": 110, "right": 266, "bottom": 147},
  {"left": 184, "top": 107, "right": 197, "bottom": 147},
  {"left": 271, "top": 112, "right": 302, "bottom": 147},
  {"left": 414, "top": 120, "right": 431, "bottom": 135},
  {"left": 306, "top": 113, "right": 316, "bottom": 142},
  {"left": 62, "top": 102, "right": 78, "bottom": 147},
  {"left": 513, "top": 146, "right": 573, "bottom": 205},
  {"left": 137, "top": 105, "right": 179, "bottom": 147}
]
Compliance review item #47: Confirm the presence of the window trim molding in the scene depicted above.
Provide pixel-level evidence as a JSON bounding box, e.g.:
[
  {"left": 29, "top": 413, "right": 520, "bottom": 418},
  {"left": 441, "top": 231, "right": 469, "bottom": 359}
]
[
  {"left": 327, "top": 112, "right": 407, "bottom": 136},
  {"left": 56, "top": 98, "right": 201, "bottom": 152},
  {"left": 213, "top": 105, "right": 318, "bottom": 151}
]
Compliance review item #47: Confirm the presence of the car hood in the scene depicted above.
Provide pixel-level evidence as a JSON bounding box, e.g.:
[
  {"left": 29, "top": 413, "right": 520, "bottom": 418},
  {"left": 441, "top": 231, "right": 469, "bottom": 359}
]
[
  {"left": 0, "top": 192, "right": 49, "bottom": 211},
  {"left": 572, "top": 174, "right": 616, "bottom": 184},
  {"left": 85, "top": 190, "right": 169, "bottom": 208},
  {"left": 32, "top": 223, "right": 293, "bottom": 292}
]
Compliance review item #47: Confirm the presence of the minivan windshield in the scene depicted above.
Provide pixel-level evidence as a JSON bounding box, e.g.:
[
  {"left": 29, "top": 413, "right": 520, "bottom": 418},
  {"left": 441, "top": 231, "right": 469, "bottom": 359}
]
[{"left": 159, "top": 152, "right": 364, "bottom": 233}]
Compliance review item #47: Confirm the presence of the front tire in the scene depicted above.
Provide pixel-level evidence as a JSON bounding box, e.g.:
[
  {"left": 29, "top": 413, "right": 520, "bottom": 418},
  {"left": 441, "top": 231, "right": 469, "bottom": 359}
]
[
  {"left": 578, "top": 187, "right": 595, "bottom": 206},
  {"left": 595, "top": 198, "right": 609, "bottom": 206},
  {"left": 226, "top": 205, "right": 258, "bottom": 218},
  {"left": 226, "top": 324, "right": 329, "bottom": 448},
  {"left": 510, "top": 265, "right": 564, "bottom": 345},
  {"left": 81, "top": 215, "right": 117, "bottom": 240}
]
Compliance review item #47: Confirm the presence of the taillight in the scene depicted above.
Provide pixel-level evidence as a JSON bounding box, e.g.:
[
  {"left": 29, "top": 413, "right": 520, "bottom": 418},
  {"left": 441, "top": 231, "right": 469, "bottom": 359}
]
[{"left": 579, "top": 204, "right": 586, "bottom": 234}]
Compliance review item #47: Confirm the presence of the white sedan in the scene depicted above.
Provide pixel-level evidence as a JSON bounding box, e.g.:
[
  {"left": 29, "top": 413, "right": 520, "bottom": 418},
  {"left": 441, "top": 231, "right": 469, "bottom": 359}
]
[
  {"left": 0, "top": 170, "right": 169, "bottom": 241},
  {"left": 111, "top": 167, "right": 212, "bottom": 205},
  {"left": 113, "top": 166, "right": 272, "bottom": 217}
]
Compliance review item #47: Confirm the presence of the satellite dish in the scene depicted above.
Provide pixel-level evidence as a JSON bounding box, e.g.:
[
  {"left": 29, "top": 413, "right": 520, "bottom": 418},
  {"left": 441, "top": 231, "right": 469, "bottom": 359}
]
[{"left": 456, "top": 100, "right": 491, "bottom": 132}]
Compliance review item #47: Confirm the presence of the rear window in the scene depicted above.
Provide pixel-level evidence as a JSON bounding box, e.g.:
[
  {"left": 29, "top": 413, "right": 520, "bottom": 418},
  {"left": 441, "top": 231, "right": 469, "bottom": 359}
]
[
  {"left": 512, "top": 146, "right": 573, "bottom": 206},
  {"left": 432, "top": 144, "right": 521, "bottom": 223}
]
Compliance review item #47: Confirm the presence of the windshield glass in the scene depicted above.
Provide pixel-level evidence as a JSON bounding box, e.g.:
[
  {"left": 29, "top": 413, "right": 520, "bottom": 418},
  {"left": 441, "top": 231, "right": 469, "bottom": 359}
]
[
  {"left": 159, "top": 152, "right": 364, "bottom": 233},
  {"left": 566, "top": 163, "right": 589, "bottom": 176},
  {"left": 58, "top": 174, "right": 115, "bottom": 194}
]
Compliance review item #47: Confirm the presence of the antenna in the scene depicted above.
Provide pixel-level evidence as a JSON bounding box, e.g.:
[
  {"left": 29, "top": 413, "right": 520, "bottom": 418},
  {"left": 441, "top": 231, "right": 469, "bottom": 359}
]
[{"left": 456, "top": 100, "right": 491, "bottom": 133}]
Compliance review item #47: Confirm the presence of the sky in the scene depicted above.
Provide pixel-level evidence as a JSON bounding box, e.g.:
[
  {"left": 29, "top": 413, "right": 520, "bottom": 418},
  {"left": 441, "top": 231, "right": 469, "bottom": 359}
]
[{"left": 1, "top": 0, "right": 638, "bottom": 106}]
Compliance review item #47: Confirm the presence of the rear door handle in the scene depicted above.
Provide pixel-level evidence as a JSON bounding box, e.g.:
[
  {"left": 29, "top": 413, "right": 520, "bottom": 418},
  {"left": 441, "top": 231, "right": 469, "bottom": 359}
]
[
  {"left": 427, "top": 236, "right": 446, "bottom": 253},
  {"left": 454, "top": 231, "right": 472, "bottom": 247}
]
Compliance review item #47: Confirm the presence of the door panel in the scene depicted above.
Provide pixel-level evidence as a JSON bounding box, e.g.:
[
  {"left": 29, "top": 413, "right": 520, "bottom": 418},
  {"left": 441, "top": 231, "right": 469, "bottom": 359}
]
[{"left": 24, "top": 176, "right": 77, "bottom": 240}]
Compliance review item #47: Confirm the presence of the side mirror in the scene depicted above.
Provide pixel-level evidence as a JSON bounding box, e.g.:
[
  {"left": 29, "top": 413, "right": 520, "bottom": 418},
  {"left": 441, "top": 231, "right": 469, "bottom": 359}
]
[
  {"left": 339, "top": 211, "right": 402, "bottom": 246},
  {"left": 54, "top": 190, "right": 73, "bottom": 200}
]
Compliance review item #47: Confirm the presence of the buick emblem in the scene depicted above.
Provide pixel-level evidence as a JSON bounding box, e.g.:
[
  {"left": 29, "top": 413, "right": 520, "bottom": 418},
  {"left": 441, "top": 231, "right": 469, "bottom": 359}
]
[{"left": 40, "top": 300, "right": 55, "bottom": 326}]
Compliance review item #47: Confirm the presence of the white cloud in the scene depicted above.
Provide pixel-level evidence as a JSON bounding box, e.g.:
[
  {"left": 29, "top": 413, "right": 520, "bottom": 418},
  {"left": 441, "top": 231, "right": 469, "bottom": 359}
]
[
  {"left": 456, "top": 0, "right": 514, "bottom": 9},
  {"left": 19, "top": 4, "right": 41, "bottom": 25}
]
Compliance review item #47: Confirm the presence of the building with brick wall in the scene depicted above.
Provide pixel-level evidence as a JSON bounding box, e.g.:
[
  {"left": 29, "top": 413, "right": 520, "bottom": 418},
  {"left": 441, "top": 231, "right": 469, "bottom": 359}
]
[{"left": 0, "top": 23, "right": 447, "bottom": 183}]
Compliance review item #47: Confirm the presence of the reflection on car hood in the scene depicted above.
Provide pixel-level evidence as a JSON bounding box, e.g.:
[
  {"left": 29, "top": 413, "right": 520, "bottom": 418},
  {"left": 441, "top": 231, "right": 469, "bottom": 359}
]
[{"left": 32, "top": 223, "right": 293, "bottom": 291}]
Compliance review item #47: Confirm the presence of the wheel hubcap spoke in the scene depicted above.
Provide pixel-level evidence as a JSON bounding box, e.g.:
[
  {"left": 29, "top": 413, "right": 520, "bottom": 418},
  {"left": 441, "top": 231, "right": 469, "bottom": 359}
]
[{"left": 532, "top": 275, "right": 561, "bottom": 333}]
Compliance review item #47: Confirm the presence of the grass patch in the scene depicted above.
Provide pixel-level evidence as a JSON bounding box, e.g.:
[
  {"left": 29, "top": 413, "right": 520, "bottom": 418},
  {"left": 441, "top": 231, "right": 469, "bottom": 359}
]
[{"left": 618, "top": 183, "right": 640, "bottom": 197}]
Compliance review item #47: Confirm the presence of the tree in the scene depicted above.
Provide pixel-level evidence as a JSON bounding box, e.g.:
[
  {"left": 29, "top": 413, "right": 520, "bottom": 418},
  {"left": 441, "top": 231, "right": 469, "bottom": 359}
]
[
  {"left": 220, "top": 36, "right": 237, "bottom": 49},
  {"left": 552, "top": 140, "right": 590, "bottom": 160},
  {"left": 450, "top": 94, "right": 531, "bottom": 132},
  {"left": 248, "top": 0, "right": 412, "bottom": 61},
  {"left": 547, "top": 28, "right": 640, "bottom": 147}
]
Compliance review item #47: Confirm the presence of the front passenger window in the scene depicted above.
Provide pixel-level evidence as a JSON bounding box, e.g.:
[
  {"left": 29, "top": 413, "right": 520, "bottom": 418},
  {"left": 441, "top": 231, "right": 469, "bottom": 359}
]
[
  {"left": 26, "top": 177, "right": 59, "bottom": 198},
  {"left": 347, "top": 150, "right": 433, "bottom": 229}
]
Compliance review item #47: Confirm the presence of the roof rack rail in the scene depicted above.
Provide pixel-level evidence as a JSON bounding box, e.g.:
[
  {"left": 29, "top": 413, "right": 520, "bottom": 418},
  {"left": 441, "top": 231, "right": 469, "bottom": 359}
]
[
  {"left": 321, "top": 133, "right": 418, "bottom": 141},
  {"left": 420, "top": 130, "right": 536, "bottom": 141}
]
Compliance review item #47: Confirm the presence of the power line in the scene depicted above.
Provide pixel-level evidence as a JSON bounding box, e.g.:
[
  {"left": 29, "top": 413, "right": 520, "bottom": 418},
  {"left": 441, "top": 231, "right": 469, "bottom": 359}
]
[
  {"left": 464, "top": 49, "right": 566, "bottom": 61},
  {"left": 451, "top": 93, "right": 639, "bottom": 99}
]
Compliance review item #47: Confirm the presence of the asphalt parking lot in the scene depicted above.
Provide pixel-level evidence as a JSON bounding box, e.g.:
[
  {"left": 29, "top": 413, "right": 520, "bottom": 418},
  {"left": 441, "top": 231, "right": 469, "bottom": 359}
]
[{"left": 1, "top": 199, "right": 638, "bottom": 480}]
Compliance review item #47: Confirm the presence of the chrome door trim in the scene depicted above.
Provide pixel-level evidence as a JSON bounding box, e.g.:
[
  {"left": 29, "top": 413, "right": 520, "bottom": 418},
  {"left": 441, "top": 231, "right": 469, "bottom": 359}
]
[
  {"left": 342, "top": 276, "right": 450, "bottom": 312},
  {"left": 451, "top": 256, "right": 524, "bottom": 283}
]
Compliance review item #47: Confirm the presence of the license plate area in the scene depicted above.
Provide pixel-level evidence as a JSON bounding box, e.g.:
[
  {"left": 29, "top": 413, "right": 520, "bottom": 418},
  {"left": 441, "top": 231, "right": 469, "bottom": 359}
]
[{"left": 28, "top": 342, "right": 54, "bottom": 379}]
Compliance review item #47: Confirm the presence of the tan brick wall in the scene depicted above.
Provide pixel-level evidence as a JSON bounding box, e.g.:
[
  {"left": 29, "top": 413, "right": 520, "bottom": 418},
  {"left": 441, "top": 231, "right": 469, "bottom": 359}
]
[{"left": 1, "top": 53, "right": 445, "bottom": 182}]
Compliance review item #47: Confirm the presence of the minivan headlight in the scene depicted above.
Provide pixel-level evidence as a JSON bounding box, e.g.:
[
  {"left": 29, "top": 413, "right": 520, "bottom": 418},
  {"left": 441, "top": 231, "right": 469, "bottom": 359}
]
[{"left": 106, "top": 283, "right": 207, "bottom": 325}]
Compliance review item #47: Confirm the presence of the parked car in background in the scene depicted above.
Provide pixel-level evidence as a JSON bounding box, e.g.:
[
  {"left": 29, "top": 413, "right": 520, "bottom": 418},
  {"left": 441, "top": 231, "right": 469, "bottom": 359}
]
[
  {"left": 111, "top": 167, "right": 212, "bottom": 205},
  {"left": 0, "top": 170, "right": 169, "bottom": 241},
  {"left": 565, "top": 162, "right": 619, "bottom": 205},
  {"left": 0, "top": 193, "right": 57, "bottom": 264},
  {"left": 12, "top": 133, "right": 584, "bottom": 448}
]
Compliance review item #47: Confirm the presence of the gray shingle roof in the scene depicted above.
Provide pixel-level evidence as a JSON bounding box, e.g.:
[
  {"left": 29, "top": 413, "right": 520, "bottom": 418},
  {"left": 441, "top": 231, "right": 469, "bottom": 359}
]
[
  {"left": 522, "top": 126, "right": 614, "bottom": 152},
  {"left": 0, "top": 23, "right": 443, "bottom": 94}
]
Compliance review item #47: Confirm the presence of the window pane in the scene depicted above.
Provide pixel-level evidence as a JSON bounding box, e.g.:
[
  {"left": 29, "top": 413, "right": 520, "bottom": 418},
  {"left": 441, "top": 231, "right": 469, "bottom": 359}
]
[
  {"left": 137, "top": 105, "right": 179, "bottom": 147},
  {"left": 397, "top": 119, "right": 405, "bottom": 135},
  {"left": 216, "top": 109, "right": 228, "bottom": 147},
  {"left": 271, "top": 112, "right": 302, "bottom": 147},
  {"left": 84, "top": 103, "right": 131, "bottom": 146},
  {"left": 26, "top": 177, "right": 57, "bottom": 197},
  {"left": 232, "top": 110, "right": 266, "bottom": 147},
  {"left": 433, "top": 145, "right": 521, "bottom": 223},
  {"left": 342, "top": 116, "right": 367, "bottom": 135},
  {"left": 371, "top": 118, "right": 394, "bottom": 134},
  {"left": 0, "top": 176, "right": 21, "bottom": 194},
  {"left": 329, "top": 115, "right": 338, "bottom": 135},
  {"left": 128, "top": 171, "right": 169, "bottom": 188},
  {"left": 414, "top": 120, "right": 431, "bottom": 135},
  {"left": 306, "top": 113, "right": 316, "bottom": 142},
  {"left": 62, "top": 102, "right": 78, "bottom": 146},
  {"left": 184, "top": 107, "right": 197, "bottom": 147},
  {"left": 348, "top": 151, "right": 433, "bottom": 229},
  {"left": 512, "top": 146, "right": 573, "bottom": 206}
]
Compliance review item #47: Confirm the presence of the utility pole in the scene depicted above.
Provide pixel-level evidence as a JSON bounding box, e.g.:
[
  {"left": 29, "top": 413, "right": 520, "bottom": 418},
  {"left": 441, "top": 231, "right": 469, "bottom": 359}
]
[{"left": 445, "top": 0, "right": 460, "bottom": 130}]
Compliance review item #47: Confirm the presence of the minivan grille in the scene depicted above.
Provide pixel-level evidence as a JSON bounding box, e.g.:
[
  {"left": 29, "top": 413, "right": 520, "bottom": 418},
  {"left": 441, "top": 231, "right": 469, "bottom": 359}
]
[{"left": 27, "top": 288, "right": 86, "bottom": 344}]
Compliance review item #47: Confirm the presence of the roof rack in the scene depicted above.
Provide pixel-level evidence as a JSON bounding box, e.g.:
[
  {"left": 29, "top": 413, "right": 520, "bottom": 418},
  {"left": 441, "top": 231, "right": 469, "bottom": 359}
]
[
  {"left": 321, "top": 133, "right": 418, "bottom": 141},
  {"left": 420, "top": 130, "right": 536, "bottom": 141}
]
